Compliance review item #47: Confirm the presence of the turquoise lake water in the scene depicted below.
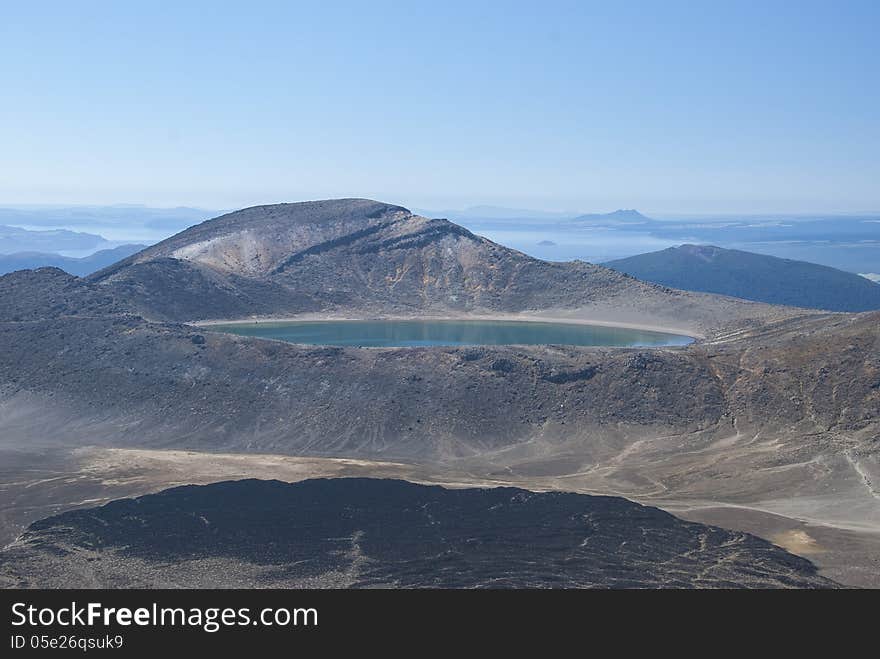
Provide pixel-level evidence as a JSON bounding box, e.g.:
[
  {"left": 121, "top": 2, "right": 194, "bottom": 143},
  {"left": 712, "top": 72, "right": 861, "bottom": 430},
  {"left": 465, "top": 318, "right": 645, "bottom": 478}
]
[{"left": 210, "top": 319, "right": 694, "bottom": 348}]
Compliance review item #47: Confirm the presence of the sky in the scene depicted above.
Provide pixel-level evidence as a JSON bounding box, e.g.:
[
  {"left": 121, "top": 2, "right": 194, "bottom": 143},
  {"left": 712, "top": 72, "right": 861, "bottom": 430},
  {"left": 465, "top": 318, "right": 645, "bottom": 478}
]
[{"left": 1, "top": 0, "right": 878, "bottom": 214}]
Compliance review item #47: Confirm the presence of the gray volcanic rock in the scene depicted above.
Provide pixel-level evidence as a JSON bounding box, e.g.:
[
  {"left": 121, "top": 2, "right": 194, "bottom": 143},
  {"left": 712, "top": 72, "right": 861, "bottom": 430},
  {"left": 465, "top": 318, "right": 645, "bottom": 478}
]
[
  {"left": 0, "top": 315, "right": 724, "bottom": 458},
  {"left": 0, "top": 201, "right": 876, "bottom": 539},
  {"left": 0, "top": 267, "right": 129, "bottom": 321},
  {"left": 0, "top": 309, "right": 875, "bottom": 462},
  {"left": 0, "top": 478, "right": 838, "bottom": 589}
]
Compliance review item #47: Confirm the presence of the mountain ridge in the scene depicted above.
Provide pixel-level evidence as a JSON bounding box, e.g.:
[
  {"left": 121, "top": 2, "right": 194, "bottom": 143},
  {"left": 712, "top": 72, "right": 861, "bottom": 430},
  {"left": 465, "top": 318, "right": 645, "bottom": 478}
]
[
  {"left": 0, "top": 244, "right": 146, "bottom": 277},
  {"left": 605, "top": 244, "right": 880, "bottom": 312}
]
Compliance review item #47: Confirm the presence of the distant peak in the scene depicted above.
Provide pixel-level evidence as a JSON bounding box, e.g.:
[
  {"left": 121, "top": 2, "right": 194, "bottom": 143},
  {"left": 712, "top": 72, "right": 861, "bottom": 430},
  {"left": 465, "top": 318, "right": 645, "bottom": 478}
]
[
  {"left": 608, "top": 209, "right": 645, "bottom": 218},
  {"left": 675, "top": 244, "right": 725, "bottom": 262},
  {"left": 678, "top": 244, "right": 723, "bottom": 254}
]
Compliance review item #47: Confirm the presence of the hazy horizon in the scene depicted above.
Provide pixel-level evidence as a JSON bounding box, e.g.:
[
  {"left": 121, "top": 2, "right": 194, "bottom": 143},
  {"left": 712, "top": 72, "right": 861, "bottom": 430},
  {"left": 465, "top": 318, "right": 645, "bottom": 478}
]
[{"left": 1, "top": 200, "right": 879, "bottom": 220}]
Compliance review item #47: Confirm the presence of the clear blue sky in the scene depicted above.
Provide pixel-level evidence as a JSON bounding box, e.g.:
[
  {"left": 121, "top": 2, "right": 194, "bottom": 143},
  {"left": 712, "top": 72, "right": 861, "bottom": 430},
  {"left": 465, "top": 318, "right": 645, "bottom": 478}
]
[{"left": 2, "top": 1, "right": 878, "bottom": 213}]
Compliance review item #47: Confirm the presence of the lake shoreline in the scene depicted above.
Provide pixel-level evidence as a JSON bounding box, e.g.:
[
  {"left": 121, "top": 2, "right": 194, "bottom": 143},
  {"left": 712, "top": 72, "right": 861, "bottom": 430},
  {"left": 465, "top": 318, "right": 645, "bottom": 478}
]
[
  {"left": 194, "top": 311, "right": 703, "bottom": 341},
  {"left": 203, "top": 317, "right": 695, "bottom": 348}
]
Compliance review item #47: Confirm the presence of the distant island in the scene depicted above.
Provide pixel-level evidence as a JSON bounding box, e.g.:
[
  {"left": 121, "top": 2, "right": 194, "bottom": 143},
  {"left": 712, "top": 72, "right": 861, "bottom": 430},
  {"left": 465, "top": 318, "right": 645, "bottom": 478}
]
[
  {"left": 571, "top": 209, "right": 654, "bottom": 225},
  {"left": 0, "top": 224, "right": 106, "bottom": 253}
]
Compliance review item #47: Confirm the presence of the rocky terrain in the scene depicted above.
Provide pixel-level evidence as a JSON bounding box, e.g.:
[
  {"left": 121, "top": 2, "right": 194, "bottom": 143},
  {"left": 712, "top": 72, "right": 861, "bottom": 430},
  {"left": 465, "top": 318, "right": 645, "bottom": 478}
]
[
  {"left": 0, "top": 478, "right": 837, "bottom": 589},
  {"left": 0, "top": 308, "right": 875, "bottom": 461},
  {"left": 0, "top": 198, "right": 877, "bottom": 588}
]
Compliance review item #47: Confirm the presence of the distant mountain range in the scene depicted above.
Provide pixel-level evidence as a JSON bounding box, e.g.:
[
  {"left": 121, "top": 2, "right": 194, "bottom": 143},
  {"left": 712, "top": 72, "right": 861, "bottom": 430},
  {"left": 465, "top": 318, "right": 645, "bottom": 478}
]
[
  {"left": 419, "top": 206, "right": 657, "bottom": 223},
  {"left": 0, "top": 224, "right": 107, "bottom": 253},
  {"left": 0, "top": 205, "right": 216, "bottom": 233},
  {"left": 0, "top": 244, "right": 146, "bottom": 277},
  {"left": 605, "top": 244, "right": 880, "bottom": 312}
]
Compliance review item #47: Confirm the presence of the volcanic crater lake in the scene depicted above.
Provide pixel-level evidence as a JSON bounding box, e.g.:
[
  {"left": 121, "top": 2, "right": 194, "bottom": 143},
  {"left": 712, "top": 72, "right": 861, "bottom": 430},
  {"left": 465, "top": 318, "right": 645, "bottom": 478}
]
[{"left": 210, "top": 319, "right": 694, "bottom": 348}]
